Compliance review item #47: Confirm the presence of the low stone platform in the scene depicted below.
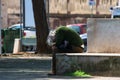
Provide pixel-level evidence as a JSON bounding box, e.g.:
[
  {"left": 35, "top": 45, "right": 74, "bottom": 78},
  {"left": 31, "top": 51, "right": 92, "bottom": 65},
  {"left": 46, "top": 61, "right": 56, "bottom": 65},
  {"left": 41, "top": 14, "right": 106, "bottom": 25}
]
[{"left": 55, "top": 53, "right": 120, "bottom": 77}]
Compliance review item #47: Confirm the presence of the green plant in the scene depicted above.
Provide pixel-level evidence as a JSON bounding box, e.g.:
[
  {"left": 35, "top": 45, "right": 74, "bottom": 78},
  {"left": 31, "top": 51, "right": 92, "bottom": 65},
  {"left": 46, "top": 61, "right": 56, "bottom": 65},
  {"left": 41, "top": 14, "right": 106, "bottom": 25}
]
[{"left": 64, "top": 70, "right": 91, "bottom": 77}]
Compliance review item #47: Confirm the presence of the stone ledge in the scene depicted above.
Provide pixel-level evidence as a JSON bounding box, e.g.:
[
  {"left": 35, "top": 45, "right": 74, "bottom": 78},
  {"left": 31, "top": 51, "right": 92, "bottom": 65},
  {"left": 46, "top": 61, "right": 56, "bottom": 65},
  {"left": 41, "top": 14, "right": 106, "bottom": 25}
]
[
  {"left": 55, "top": 53, "right": 120, "bottom": 77},
  {"left": 56, "top": 53, "right": 120, "bottom": 56}
]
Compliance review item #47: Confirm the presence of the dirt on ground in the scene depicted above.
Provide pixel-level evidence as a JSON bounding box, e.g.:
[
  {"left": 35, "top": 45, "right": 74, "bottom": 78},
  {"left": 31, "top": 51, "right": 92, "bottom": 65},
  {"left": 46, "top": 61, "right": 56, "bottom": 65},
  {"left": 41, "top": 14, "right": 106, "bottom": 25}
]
[{"left": 0, "top": 52, "right": 52, "bottom": 58}]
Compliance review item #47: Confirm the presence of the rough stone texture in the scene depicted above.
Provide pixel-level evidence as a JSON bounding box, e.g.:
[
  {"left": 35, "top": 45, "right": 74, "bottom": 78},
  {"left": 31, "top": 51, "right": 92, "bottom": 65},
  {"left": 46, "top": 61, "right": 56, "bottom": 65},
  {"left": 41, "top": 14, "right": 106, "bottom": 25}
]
[
  {"left": 0, "top": 56, "right": 120, "bottom": 80},
  {"left": 49, "top": 0, "right": 117, "bottom": 14},
  {"left": 87, "top": 18, "right": 120, "bottom": 53},
  {"left": 56, "top": 53, "right": 120, "bottom": 77}
]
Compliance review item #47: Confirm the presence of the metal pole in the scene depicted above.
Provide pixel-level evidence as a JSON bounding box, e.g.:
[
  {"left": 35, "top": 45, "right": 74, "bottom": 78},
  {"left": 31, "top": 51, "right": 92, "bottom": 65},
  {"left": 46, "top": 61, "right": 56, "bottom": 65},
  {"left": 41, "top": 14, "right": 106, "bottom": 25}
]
[
  {"left": 20, "top": 0, "right": 22, "bottom": 27},
  {"left": 23, "top": 0, "right": 25, "bottom": 29},
  {"left": 90, "top": 5, "right": 93, "bottom": 18},
  {"left": 0, "top": 0, "right": 2, "bottom": 54},
  {"left": 20, "top": 0, "right": 23, "bottom": 51}
]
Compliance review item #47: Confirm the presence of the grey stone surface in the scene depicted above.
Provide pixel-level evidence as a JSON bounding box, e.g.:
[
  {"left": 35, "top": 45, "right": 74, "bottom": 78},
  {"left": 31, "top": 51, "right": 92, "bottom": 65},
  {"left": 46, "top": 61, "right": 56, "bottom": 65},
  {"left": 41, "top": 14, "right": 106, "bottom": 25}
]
[
  {"left": 56, "top": 53, "right": 120, "bottom": 77},
  {"left": 0, "top": 57, "right": 120, "bottom": 80},
  {"left": 87, "top": 18, "right": 120, "bottom": 53},
  {"left": 0, "top": 57, "right": 51, "bottom": 80}
]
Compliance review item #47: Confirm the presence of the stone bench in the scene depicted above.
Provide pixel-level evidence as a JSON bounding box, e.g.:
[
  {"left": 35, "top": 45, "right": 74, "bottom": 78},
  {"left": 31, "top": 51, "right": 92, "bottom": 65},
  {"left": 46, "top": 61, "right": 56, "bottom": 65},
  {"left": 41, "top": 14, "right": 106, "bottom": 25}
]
[{"left": 55, "top": 53, "right": 120, "bottom": 77}]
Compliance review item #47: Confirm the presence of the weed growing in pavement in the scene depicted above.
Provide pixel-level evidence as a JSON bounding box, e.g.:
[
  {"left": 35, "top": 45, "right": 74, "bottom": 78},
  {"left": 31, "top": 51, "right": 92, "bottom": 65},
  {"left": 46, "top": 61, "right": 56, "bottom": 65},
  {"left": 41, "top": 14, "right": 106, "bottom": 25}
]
[{"left": 64, "top": 70, "right": 91, "bottom": 77}]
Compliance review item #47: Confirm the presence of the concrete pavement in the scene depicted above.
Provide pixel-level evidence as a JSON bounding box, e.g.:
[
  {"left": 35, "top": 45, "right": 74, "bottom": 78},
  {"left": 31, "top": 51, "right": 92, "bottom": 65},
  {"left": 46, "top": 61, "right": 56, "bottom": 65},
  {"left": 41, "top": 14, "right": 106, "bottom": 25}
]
[{"left": 0, "top": 57, "right": 120, "bottom": 80}]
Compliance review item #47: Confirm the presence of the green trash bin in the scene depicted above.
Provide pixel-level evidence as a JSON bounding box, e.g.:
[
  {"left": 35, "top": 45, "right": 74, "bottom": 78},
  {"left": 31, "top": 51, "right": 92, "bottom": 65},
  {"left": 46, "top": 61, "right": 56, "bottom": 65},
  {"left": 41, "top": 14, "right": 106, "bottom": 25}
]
[{"left": 2, "top": 29, "right": 20, "bottom": 53}]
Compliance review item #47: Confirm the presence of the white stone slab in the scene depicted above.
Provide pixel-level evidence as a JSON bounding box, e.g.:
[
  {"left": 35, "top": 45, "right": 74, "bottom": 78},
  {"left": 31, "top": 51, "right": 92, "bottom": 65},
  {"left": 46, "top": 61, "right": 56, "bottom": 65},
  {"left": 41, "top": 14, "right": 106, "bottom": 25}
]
[
  {"left": 87, "top": 18, "right": 120, "bottom": 53},
  {"left": 13, "top": 38, "right": 21, "bottom": 54}
]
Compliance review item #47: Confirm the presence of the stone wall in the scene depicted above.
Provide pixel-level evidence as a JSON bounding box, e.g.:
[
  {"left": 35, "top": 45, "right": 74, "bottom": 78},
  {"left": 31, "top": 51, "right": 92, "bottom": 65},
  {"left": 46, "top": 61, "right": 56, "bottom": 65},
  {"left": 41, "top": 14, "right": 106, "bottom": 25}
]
[
  {"left": 50, "top": 0, "right": 118, "bottom": 14},
  {"left": 0, "top": 0, "right": 20, "bottom": 28},
  {"left": 0, "top": 0, "right": 8, "bottom": 28},
  {"left": 55, "top": 53, "right": 120, "bottom": 77}
]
